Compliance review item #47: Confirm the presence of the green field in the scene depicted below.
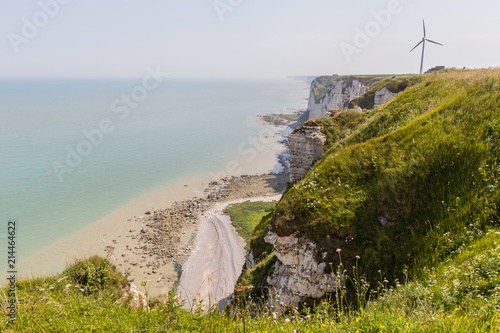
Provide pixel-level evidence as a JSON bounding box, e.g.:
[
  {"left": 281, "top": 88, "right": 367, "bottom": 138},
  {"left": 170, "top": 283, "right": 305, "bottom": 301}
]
[{"left": 224, "top": 200, "right": 277, "bottom": 246}]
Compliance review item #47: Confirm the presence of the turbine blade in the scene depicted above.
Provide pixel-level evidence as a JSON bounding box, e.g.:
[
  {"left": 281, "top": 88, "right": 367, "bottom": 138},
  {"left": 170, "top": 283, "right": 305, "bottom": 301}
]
[
  {"left": 423, "top": 20, "right": 426, "bottom": 37},
  {"left": 426, "top": 39, "right": 443, "bottom": 46},
  {"left": 410, "top": 40, "right": 424, "bottom": 52}
]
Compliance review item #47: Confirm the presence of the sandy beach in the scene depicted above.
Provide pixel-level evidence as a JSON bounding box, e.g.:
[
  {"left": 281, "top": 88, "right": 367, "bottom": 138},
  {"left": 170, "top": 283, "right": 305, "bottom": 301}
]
[
  {"left": 21, "top": 118, "right": 294, "bottom": 297},
  {"left": 178, "top": 195, "right": 281, "bottom": 309}
]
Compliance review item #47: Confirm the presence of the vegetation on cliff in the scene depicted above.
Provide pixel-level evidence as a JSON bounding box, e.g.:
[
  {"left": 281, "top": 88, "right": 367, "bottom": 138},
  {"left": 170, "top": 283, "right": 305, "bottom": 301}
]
[
  {"left": 348, "top": 75, "right": 422, "bottom": 109},
  {"left": 311, "top": 74, "right": 411, "bottom": 103},
  {"left": 2, "top": 69, "right": 500, "bottom": 332},
  {"left": 269, "top": 69, "right": 500, "bottom": 286},
  {"left": 224, "top": 200, "right": 277, "bottom": 246},
  {"left": 1, "top": 229, "right": 499, "bottom": 331},
  {"left": 302, "top": 109, "right": 368, "bottom": 150}
]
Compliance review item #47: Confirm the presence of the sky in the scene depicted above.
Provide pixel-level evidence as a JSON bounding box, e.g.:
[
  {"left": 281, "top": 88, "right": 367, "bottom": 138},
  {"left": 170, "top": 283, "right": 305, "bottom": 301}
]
[{"left": 0, "top": 0, "right": 499, "bottom": 78}]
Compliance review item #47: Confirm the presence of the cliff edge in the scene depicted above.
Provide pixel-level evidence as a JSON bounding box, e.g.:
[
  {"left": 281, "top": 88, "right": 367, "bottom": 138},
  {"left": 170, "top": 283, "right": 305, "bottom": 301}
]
[{"left": 239, "top": 69, "right": 500, "bottom": 306}]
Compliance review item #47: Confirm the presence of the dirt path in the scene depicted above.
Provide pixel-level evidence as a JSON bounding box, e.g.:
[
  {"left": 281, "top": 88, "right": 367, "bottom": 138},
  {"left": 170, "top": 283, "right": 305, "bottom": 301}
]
[{"left": 178, "top": 195, "right": 281, "bottom": 309}]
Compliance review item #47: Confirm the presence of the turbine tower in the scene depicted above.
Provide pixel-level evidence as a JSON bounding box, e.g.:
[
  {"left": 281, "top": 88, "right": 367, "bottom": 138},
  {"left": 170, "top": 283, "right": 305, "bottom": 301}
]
[{"left": 410, "top": 20, "right": 443, "bottom": 74}]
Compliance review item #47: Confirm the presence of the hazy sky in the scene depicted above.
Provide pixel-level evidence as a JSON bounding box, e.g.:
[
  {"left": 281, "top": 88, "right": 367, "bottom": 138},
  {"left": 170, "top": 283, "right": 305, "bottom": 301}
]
[{"left": 1, "top": 0, "right": 499, "bottom": 78}]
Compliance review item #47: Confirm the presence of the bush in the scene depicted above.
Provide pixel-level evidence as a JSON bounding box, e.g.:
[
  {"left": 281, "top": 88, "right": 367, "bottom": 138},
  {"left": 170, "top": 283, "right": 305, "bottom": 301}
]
[{"left": 62, "top": 255, "right": 127, "bottom": 295}]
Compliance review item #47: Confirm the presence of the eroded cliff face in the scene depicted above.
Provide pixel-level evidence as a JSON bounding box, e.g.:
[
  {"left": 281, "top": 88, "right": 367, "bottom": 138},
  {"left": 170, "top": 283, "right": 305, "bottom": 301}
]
[
  {"left": 374, "top": 87, "right": 399, "bottom": 108},
  {"left": 288, "top": 125, "right": 326, "bottom": 181},
  {"left": 264, "top": 232, "right": 336, "bottom": 306},
  {"left": 308, "top": 77, "right": 369, "bottom": 119}
]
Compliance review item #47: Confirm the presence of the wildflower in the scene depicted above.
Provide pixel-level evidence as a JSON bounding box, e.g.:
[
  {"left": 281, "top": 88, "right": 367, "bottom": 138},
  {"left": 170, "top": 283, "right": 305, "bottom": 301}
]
[
  {"left": 355, "top": 317, "right": 360, "bottom": 322},
  {"left": 285, "top": 318, "right": 290, "bottom": 323},
  {"left": 272, "top": 312, "right": 277, "bottom": 319},
  {"left": 305, "top": 315, "right": 311, "bottom": 319},
  {"left": 356, "top": 255, "right": 360, "bottom": 259},
  {"left": 484, "top": 298, "right": 488, "bottom": 302},
  {"left": 496, "top": 305, "right": 499, "bottom": 309},
  {"left": 380, "top": 324, "right": 386, "bottom": 329},
  {"left": 336, "top": 248, "right": 342, "bottom": 253},
  {"left": 383, "top": 279, "right": 389, "bottom": 283},
  {"left": 396, "top": 284, "right": 401, "bottom": 288}
]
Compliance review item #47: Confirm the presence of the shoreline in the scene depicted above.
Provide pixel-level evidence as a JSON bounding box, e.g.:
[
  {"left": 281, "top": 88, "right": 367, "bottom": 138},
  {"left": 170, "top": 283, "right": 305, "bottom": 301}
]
[
  {"left": 19, "top": 114, "right": 298, "bottom": 296},
  {"left": 178, "top": 194, "right": 282, "bottom": 309}
]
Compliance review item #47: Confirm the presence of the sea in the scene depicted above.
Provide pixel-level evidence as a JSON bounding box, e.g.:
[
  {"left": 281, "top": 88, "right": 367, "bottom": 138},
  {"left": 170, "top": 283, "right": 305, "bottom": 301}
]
[{"left": 0, "top": 77, "right": 308, "bottom": 276}]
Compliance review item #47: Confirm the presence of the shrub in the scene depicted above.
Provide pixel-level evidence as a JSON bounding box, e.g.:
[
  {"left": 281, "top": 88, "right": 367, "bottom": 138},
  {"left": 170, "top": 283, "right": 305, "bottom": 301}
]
[{"left": 62, "top": 255, "right": 127, "bottom": 295}]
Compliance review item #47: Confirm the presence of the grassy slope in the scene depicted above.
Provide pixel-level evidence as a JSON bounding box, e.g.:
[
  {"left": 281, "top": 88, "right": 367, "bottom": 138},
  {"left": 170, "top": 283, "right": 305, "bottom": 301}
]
[
  {"left": 1, "top": 229, "right": 498, "bottom": 332},
  {"left": 223, "top": 202, "right": 280, "bottom": 297},
  {"left": 269, "top": 69, "right": 500, "bottom": 284},
  {"left": 303, "top": 109, "right": 368, "bottom": 150},
  {"left": 348, "top": 75, "right": 423, "bottom": 110},
  {"left": 2, "top": 69, "right": 500, "bottom": 332},
  {"left": 224, "top": 201, "right": 277, "bottom": 247}
]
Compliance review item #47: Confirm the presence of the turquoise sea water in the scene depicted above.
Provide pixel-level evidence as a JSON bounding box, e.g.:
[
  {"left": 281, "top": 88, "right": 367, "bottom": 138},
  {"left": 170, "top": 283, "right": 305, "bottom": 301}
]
[{"left": 0, "top": 78, "right": 307, "bottom": 272}]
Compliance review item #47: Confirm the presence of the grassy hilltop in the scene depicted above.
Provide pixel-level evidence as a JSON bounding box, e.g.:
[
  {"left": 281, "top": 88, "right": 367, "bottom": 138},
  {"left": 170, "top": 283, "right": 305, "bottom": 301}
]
[
  {"left": 1, "top": 69, "right": 500, "bottom": 332},
  {"left": 249, "top": 68, "right": 500, "bottom": 281}
]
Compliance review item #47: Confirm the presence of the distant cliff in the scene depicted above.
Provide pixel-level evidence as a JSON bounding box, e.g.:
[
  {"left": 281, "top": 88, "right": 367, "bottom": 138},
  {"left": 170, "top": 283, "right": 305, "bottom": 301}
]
[
  {"left": 288, "top": 75, "right": 420, "bottom": 182},
  {"left": 307, "top": 76, "right": 372, "bottom": 118},
  {"left": 250, "top": 69, "right": 500, "bottom": 306},
  {"left": 306, "top": 75, "right": 420, "bottom": 119}
]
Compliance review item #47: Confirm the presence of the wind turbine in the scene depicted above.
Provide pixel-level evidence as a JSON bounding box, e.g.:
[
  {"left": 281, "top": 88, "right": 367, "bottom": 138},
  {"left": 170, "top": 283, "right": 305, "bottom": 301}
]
[{"left": 410, "top": 20, "right": 443, "bottom": 74}]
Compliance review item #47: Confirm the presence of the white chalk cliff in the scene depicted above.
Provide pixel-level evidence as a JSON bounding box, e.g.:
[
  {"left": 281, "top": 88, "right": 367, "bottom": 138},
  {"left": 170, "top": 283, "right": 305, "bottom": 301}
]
[
  {"left": 374, "top": 87, "right": 399, "bottom": 108},
  {"left": 288, "top": 125, "right": 326, "bottom": 181},
  {"left": 264, "top": 232, "right": 336, "bottom": 306},
  {"left": 308, "top": 77, "right": 369, "bottom": 119}
]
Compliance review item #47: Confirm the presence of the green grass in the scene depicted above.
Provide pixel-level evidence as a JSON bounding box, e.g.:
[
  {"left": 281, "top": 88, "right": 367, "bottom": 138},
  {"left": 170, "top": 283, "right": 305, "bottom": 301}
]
[
  {"left": 349, "top": 75, "right": 423, "bottom": 110},
  {"left": 278, "top": 113, "right": 301, "bottom": 121},
  {"left": 237, "top": 252, "right": 278, "bottom": 300},
  {"left": 2, "top": 69, "right": 500, "bottom": 332},
  {"left": 269, "top": 69, "right": 500, "bottom": 284},
  {"left": 302, "top": 109, "right": 368, "bottom": 150},
  {"left": 1, "top": 229, "right": 498, "bottom": 331},
  {"left": 224, "top": 201, "right": 277, "bottom": 247}
]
